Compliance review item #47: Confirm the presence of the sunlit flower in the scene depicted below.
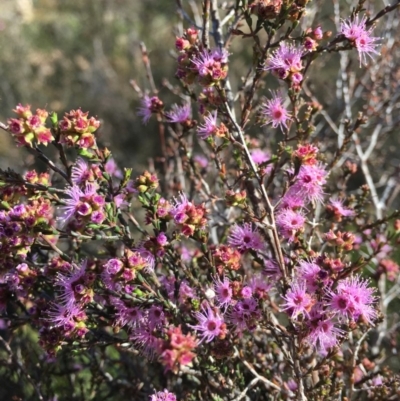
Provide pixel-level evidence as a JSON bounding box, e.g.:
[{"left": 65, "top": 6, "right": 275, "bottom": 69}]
[
  {"left": 341, "top": 15, "right": 380, "bottom": 66},
  {"left": 260, "top": 92, "right": 291, "bottom": 130},
  {"left": 189, "top": 303, "right": 225, "bottom": 343}
]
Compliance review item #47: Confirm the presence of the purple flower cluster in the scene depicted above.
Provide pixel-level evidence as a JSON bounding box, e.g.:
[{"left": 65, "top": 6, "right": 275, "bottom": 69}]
[
  {"left": 264, "top": 43, "right": 304, "bottom": 85},
  {"left": 281, "top": 260, "right": 377, "bottom": 354},
  {"left": 341, "top": 15, "right": 380, "bottom": 66},
  {"left": 1, "top": 2, "right": 396, "bottom": 398},
  {"left": 260, "top": 91, "right": 291, "bottom": 130}
]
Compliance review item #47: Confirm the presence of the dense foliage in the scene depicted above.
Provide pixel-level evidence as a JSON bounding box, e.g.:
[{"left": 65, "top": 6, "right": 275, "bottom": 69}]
[{"left": 1, "top": 1, "right": 400, "bottom": 400}]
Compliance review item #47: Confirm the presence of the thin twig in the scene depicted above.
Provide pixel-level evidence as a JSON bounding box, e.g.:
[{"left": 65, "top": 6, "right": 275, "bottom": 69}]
[
  {"left": 33, "top": 146, "right": 72, "bottom": 185},
  {"left": 242, "top": 360, "right": 281, "bottom": 392},
  {"left": 223, "top": 102, "right": 287, "bottom": 280},
  {"left": 139, "top": 42, "right": 157, "bottom": 94},
  {"left": 232, "top": 377, "right": 259, "bottom": 401},
  {"left": 38, "top": 233, "right": 71, "bottom": 262},
  {"left": 202, "top": 0, "right": 210, "bottom": 49}
]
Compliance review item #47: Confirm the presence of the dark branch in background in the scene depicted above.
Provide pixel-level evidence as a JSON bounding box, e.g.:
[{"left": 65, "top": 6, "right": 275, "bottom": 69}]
[
  {"left": 0, "top": 336, "right": 44, "bottom": 401},
  {"left": 32, "top": 146, "right": 72, "bottom": 185},
  {"left": 202, "top": 0, "right": 210, "bottom": 49},
  {"left": 139, "top": 42, "right": 157, "bottom": 94},
  {"left": 367, "top": 1, "right": 400, "bottom": 26}
]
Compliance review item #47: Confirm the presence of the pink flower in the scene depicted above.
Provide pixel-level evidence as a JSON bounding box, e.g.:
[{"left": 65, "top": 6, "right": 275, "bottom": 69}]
[
  {"left": 121, "top": 308, "right": 144, "bottom": 328},
  {"left": 248, "top": 274, "right": 273, "bottom": 296},
  {"left": 227, "top": 298, "right": 260, "bottom": 334},
  {"left": 251, "top": 149, "right": 273, "bottom": 175},
  {"left": 71, "top": 158, "right": 93, "bottom": 186},
  {"left": 149, "top": 389, "right": 177, "bottom": 401},
  {"left": 327, "top": 198, "right": 355, "bottom": 219},
  {"left": 191, "top": 50, "right": 215, "bottom": 77},
  {"left": 264, "top": 43, "right": 304, "bottom": 79},
  {"left": 235, "top": 298, "right": 258, "bottom": 317},
  {"left": 228, "top": 223, "right": 264, "bottom": 252},
  {"left": 260, "top": 92, "right": 291, "bottom": 130},
  {"left": 291, "top": 164, "right": 328, "bottom": 203},
  {"left": 147, "top": 305, "right": 165, "bottom": 330},
  {"left": 296, "top": 260, "right": 329, "bottom": 292},
  {"left": 130, "top": 326, "right": 162, "bottom": 360},
  {"left": 210, "top": 48, "right": 229, "bottom": 63},
  {"left": 341, "top": 16, "right": 380, "bottom": 66},
  {"left": 250, "top": 149, "right": 270, "bottom": 165},
  {"left": 137, "top": 95, "right": 163, "bottom": 124},
  {"left": 281, "top": 281, "right": 315, "bottom": 320},
  {"left": 56, "top": 260, "right": 92, "bottom": 308},
  {"left": 197, "top": 110, "right": 218, "bottom": 139},
  {"left": 104, "top": 158, "right": 123, "bottom": 179},
  {"left": 189, "top": 303, "right": 225, "bottom": 343},
  {"left": 275, "top": 208, "right": 305, "bottom": 242},
  {"left": 330, "top": 276, "right": 377, "bottom": 324},
  {"left": 307, "top": 317, "right": 344, "bottom": 354},
  {"left": 241, "top": 286, "right": 253, "bottom": 299},
  {"left": 278, "top": 192, "right": 305, "bottom": 210},
  {"left": 213, "top": 275, "right": 232, "bottom": 308},
  {"left": 60, "top": 184, "right": 97, "bottom": 221},
  {"left": 191, "top": 48, "right": 229, "bottom": 80},
  {"left": 165, "top": 103, "right": 191, "bottom": 124},
  {"left": 263, "top": 258, "right": 282, "bottom": 282},
  {"left": 46, "top": 302, "right": 86, "bottom": 333},
  {"left": 134, "top": 243, "right": 156, "bottom": 272},
  {"left": 193, "top": 154, "right": 209, "bottom": 169},
  {"left": 178, "top": 280, "right": 196, "bottom": 303}
]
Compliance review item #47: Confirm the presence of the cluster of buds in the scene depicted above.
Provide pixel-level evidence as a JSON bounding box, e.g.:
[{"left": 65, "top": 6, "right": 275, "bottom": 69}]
[
  {"left": 225, "top": 189, "right": 247, "bottom": 207},
  {"left": 303, "top": 26, "right": 329, "bottom": 51},
  {"left": 141, "top": 233, "right": 168, "bottom": 259},
  {"left": 160, "top": 325, "right": 197, "bottom": 373},
  {"left": 319, "top": 255, "right": 345, "bottom": 273},
  {"left": 175, "top": 27, "right": 198, "bottom": 52},
  {"left": 25, "top": 170, "right": 51, "bottom": 189},
  {"left": 198, "top": 87, "right": 224, "bottom": 114},
  {"left": 325, "top": 230, "right": 356, "bottom": 251},
  {"left": 4, "top": 262, "right": 38, "bottom": 298},
  {"left": 211, "top": 245, "right": 241, "bottom": 274},
  {"left": 249, "top": 0, "right": 283, "bottom": 20},
  {"left": 7, "top": 104, "right": 53, "bottom": 147},
  {"left": 286, "top": 0, "right": 312, "bottom": 21},
  {"left": 377, "top": 259, "right": 399, "bottom": 282},
  {"left": 0, "top": 169, "right": 51, "bottom": 204},
  {"left": 170, "top": 194, "right": 207, "bottom": 237},
  {"left": 102, "top": 249, "right": 149, "bottom": 293},
  {"left": 145, "top": 196, "right": 172, "bottom": 225},
  {"left": 175, "top": 28, "right": 229, "bottom": 87},
  {"left": 58, "top": 109, "right": 100, "bottom": 149},
  {"left": 45, "top": 257, "right": 74, "bottom": 277},
  {"left": 293, "top": 143, "right": 319, "bottom": 166},
  {"left": 0, "top": 199, "right": 53, "bottom": 265},
  {"left": 134, "top": 171, "right": 159, "bottom": 193}
]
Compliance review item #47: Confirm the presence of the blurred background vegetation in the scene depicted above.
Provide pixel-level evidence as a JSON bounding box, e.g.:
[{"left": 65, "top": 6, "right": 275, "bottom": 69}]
[{"left": 0, "top": 0, "right": 182, "bottom": 170}]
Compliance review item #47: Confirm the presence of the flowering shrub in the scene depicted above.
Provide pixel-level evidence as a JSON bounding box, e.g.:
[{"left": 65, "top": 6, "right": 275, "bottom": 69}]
[{"left": 1, "top": 1, "right": 400, "bottom": 400}]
